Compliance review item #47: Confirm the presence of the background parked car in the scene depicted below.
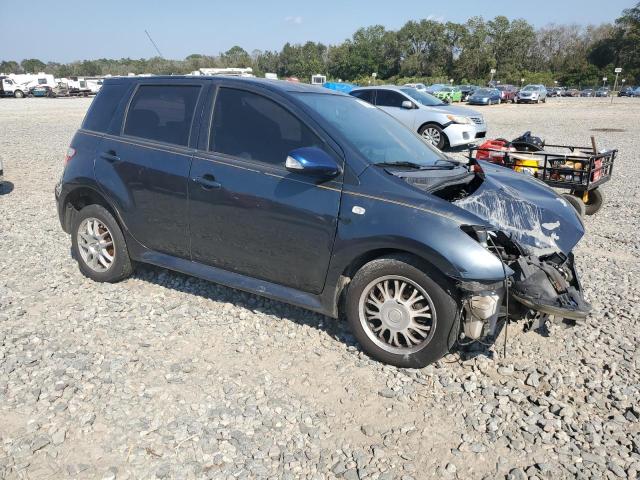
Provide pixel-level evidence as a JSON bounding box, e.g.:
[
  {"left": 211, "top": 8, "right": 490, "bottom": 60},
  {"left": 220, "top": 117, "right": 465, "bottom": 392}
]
[
  {"left": 404, "top": 83, "right": 427, "bottom": 92},
  {"left": 632, "top": 87, "right": 640, "bottom": 97},
  {"left": 547, "top": 87, "right": 563, "bottom": 97},
  {"left": 563, "top": 88, "right": 580, "bottom": 97},
  {"left": 430, "top": 86, "right": 462, "bottom": 103},
  {"left": 618, "top": 86, "right": 637, "bottom": 96},
  {"left": 467, "top": 87, "right": 502, "bottom": 105},
  {"left": 458, "top": 84, "right": 478, "bottom": 101},
  {"left": 350, "top": 85, "right": 486, "bottom": 150},
  {"left": 596, "top": 87, "right": 610, "bottom": 97},
  {"left": 580, "top": 88, "right": 594, "bottom": 97},
  {"left": 516, "top": 84, "right": 547, "bottom": 103},
  {"left": 496, "top": 84, "right": 518, "bottom": 103}
]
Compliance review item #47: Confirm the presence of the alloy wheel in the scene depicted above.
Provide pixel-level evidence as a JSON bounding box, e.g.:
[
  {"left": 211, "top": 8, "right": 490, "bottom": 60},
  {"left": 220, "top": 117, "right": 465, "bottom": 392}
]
[
  {"left": 421, "top": 128, "right": 441, "bottom": 147},
  {"left": 77, "top": 217, "right": 115, "bottom": 272},
  {"left": 358, "top": 275, "right": 437, "bottom": 354}
]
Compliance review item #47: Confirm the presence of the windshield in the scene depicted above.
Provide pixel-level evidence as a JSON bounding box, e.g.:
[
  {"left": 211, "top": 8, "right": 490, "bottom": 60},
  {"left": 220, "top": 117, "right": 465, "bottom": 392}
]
[
  {"left": 295, "top": 93, "right": 449, "bottom": 167},
  {"left": 522, "top": 86, "right": 538, "bottom": 92},
  {"left": 474, "top": 89, "right": 493, "bottom": 95},
  {"left": 399, "top": 88, "right": 446, "bottom": 106}
]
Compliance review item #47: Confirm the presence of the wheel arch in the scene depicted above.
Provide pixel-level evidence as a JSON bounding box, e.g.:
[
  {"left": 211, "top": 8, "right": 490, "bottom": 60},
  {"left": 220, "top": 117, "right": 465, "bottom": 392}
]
[
  {"left": 61, "top": 185, "right": 121, "bottom": 233},
  {"left": 331, "top": 247, "right": 459, "bottom": 319}
]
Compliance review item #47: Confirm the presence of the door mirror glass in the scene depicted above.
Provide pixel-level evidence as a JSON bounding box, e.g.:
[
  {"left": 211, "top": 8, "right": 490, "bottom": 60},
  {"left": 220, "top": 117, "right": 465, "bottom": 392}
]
[
  {"left": 401, "top": 100, "right": 414, "bottom": 109},
  {"left": 285, "top": 147, "right": 341, "bottom": 178}
]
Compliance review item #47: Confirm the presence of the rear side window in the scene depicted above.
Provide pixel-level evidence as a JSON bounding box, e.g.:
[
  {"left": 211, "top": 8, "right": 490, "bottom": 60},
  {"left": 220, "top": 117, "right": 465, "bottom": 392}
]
[
  {"left": 82, "top": 83, "right": 129, "bottom": 133},
  {"left": 375, "top": 90, "right": 405, "bottom": 108},
  {"left": 124, "top": 85, "right": 201, "bottom": 146},
  {"left": 350, "top": 90, "right": 374, "bottom": 104},
  {"left": 209, "top": 88, "right": 322, "bottom": 165}
]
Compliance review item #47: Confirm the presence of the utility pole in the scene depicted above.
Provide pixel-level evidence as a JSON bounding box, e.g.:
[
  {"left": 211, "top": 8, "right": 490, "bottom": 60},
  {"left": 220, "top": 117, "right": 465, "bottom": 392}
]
[{"left": 145, "top": 29, "right": 164, "bottom": 58}]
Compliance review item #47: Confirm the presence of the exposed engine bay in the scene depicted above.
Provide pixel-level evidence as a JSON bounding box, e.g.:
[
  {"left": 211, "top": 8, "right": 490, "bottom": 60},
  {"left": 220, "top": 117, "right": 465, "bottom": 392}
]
[{"left": 396, "top": 161, "right": 591, "bottom": 342}]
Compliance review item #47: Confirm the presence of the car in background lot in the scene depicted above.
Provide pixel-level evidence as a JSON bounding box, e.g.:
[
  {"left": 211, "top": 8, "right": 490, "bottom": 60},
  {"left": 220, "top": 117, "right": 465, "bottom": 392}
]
[
  {"left": 431, "top": 86, "right": 462, "bottom": 103},
  {"left": 496, "top": 84, "right": 518, "bottom": 103},
  {"left": 618, "top": 86, "right": 637, "bottom": 97},
  {"left": 580, "top": 89, "right": 594, "bottom": 97},
  {"left": 350, "top": 85, "right": 486, "bottom": 150},
  {"left": 55, "top": 76, "right": 590, "bottom": 368},
  {"left": 563, "top": 88, "right": 580, "bottom": 97},
  {"left": 467, "top": 87, "right": 502, "bottom": 105},
  {"left": 516, "top": 84, "right": 547, "bottom": 103},
  {"left": 28, "top": 83, "right": 70, "bottom": 98},
  {"left": 633, "top": 87, "right": 640, "bottom": 97},
  {"left": 595, "top": 87, "right": 610, "bottom": 97},
  {"left": 404, "top": 83, "right": 427, "bottom": 92},
  {"left": 547, "top": 87, "right": 563, "bottom": 97},
  {"left": 458, "top": 85, "right": 478, "bottom": 101}
]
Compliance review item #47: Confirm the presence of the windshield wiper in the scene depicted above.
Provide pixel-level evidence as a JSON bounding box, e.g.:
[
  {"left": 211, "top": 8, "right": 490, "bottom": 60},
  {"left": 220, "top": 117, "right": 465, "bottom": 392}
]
[
  {"left": 375, "top": 161, "right": 459, "bottom": 170},
  {"left": 374, "top": 161, "right": 425, "bottom": 169}
]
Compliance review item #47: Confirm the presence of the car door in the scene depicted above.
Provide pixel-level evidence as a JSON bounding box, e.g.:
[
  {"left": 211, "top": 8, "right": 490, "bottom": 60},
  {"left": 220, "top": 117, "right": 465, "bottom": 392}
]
[
  {"left": 188, "top": 84, "right": 343, "bottom": 294},
  {"left": 94, "top": 81, "right": 206, "bottom": 258},
  {"left": 374, "top": 90, "right": 416, "bottom": 129}
]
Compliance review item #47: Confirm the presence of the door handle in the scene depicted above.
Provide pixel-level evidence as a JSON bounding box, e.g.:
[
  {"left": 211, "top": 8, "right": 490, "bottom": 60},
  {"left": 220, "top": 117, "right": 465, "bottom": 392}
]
[
  {"left": 100, "top": 150, "right": 120, "bottom": 163},
  {"left": 193, "top": 174, "right": 221, "bottom": 189}
]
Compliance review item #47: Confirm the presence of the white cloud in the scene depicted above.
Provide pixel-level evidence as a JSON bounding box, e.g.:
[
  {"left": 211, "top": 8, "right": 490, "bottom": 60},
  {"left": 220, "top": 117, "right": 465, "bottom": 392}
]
[
  {"left": 284, "top": 15, "right": 303, "bottom": 25},
  {"left": 426, "top": 14, "right": 445, "bottom": 22}
]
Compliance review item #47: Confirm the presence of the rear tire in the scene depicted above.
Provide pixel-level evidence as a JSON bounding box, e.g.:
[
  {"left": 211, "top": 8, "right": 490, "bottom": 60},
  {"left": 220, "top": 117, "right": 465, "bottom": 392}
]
[
  {"left": 345, "top": 254, "right": 458, "bottom": 368},
  {"left": 71, "top": 204, "right": 133, "bottom": 282},
  {"left": 562, "top": 193, "right": 586, "bottom": 217}
]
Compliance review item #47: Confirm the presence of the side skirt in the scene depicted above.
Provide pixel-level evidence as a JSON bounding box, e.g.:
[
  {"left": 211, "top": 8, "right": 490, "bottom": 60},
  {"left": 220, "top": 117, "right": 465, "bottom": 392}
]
[{"left": 136, "top": 249, "right": 334, "bottom": 318}]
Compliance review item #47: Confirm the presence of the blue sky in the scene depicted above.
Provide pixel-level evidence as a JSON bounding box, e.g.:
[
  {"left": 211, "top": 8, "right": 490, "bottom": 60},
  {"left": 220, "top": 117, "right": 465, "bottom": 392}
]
[{"left": 0, "top": 0, "right": 634, "bottom": 62}]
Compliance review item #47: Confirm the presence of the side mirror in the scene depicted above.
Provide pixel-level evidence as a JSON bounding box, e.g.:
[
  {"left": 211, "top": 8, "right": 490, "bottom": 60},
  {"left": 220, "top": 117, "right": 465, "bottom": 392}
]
[
  {"left": 285, "top": 147, "right": 341, "bottom": 178},
  {"left": 401, "top": 100, "right": 414, "bottom": 109}
]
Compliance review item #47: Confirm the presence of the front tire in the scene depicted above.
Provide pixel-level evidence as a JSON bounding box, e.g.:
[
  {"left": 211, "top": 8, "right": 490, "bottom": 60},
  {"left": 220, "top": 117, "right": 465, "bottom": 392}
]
[
  {"left": 418, "top": 123, "right": 447, "bottom": 150},
  {"left": 345, "top": 255, "right": 458, "bottom": 368},
  {"left": 71, "top": 204, "right": 133, "bottom": 282},
  {"left": 14, "top": 90, "right": 24, "bottom": 98}
]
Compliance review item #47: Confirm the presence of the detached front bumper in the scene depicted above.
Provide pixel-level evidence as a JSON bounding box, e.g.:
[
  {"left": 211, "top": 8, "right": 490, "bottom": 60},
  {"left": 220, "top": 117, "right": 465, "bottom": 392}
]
[{"left": 510, "top": 253, "right": 590, "bottom": 321}]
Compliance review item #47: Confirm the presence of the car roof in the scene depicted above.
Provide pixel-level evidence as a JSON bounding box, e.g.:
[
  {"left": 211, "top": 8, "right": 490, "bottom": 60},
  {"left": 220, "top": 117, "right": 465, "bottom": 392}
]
[{"left": 102, "top": 75, "right": 345, "bottom": 96}]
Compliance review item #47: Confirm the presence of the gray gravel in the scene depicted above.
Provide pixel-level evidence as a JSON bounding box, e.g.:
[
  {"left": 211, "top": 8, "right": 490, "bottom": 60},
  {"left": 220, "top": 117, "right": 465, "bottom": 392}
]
[{"left": 1, "top": 96, "right": 639, "bottom": 479}]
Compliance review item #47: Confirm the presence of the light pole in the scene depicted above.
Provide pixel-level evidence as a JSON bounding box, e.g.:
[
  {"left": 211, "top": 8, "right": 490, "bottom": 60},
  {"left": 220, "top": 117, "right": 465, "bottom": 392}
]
[
  {"left": 449, "top": 78, "right": 453, "bottom": 85},
  {"left": 372, "top": 72, "right": 377, "bottom": 86},
  {"left": 490, "top": 68, "right": 496, "bottom": 85},
  {"left": 520, "top": 77, "right": 524, "bottom": 88}
]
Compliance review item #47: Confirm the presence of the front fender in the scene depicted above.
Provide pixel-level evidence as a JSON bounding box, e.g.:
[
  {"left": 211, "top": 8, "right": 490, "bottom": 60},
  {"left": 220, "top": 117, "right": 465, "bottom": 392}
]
[{"left": 329, "top": 187, "right": 507, "bottom": 284}]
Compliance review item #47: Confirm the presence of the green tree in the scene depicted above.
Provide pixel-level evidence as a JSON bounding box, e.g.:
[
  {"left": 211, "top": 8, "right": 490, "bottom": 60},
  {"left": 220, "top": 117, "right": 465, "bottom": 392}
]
[
  {"left": 220, "top": 46, "right": 251, "bottom": 67},
  {"left": 0, "top": 60, "right": 20, "bottom": 73},
  {"left": 21, "top": 58, "right": 46, "bottom": 73}
]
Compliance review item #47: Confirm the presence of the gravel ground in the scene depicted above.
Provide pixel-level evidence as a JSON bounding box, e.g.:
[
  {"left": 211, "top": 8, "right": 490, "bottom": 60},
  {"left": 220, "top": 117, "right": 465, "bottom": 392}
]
[{"left": 0, "top": 96, "right": 639, "bottom": 480}]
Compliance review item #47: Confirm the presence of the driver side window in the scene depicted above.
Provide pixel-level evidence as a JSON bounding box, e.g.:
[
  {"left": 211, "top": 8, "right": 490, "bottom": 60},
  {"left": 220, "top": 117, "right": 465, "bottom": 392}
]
[{"left": 210, "top": 88, "right": 322, "bottom": 166}]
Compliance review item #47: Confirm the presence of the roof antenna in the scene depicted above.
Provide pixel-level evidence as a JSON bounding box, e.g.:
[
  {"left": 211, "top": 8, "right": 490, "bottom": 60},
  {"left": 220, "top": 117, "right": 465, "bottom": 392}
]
[{"left": 145, "top": 29, "right": 164, "bottom": 58}]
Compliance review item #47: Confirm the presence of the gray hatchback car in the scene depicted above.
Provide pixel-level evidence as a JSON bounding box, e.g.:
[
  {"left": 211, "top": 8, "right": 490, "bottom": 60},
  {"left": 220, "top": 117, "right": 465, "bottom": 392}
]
[{"left": 350, "top": 86, "right": 486, "bottom": 150}]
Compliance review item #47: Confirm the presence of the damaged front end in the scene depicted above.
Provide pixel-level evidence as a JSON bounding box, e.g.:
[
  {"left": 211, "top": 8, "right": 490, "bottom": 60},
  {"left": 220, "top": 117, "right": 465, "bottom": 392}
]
[{"left": 398, "top": 160, "right": 591, "bottom": 342}]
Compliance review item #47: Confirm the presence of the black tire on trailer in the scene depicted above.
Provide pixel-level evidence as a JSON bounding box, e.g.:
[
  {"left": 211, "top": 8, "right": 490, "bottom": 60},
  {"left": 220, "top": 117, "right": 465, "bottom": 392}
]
[
  {"left": 562, "top": 193, "right": 586, "bottom": 217},
  {"left": 577, "top": 188, "right": 604, "bottom": 216}
]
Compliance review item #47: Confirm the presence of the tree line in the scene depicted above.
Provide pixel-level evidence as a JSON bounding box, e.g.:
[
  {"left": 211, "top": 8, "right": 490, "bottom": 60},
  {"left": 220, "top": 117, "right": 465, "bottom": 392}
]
[{"left": 2, "top": 3, "right": 638, "bottom": 87}]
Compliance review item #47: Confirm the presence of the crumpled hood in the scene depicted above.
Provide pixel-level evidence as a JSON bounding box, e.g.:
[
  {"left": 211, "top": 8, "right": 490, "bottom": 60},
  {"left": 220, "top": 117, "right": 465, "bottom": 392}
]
[{"left": 453, "top": 162, "right": 584, "bottom": 256}]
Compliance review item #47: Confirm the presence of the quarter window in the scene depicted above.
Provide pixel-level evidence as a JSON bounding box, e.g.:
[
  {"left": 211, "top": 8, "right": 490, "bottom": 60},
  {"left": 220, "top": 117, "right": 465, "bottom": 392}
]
[
  {"left": 82, "top": 83, "right": 129, "bottom": 133},
  {"left": 124, "top": 85, "right": 201, "bottom": 146},
  {"left": 210, "top": 88, "right": 322, "bottom": 166}
]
